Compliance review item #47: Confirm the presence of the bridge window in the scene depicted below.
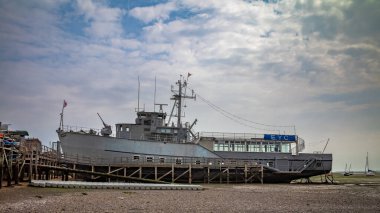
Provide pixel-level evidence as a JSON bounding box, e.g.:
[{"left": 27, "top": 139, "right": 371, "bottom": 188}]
[
  {"left": 281, "top": 144, "right": 290, "bottom": 153},
  {"left": 235, "top": 144, "right": 245, "bottom": 152}
]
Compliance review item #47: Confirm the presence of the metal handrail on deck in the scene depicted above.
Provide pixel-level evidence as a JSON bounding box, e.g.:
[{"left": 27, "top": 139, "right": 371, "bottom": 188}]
[
  {"left": 200, "top": 132, "right": 264, "bottom": 140},
  {"left": 61, "top": 125, "right": 104, "bottom": 136}
]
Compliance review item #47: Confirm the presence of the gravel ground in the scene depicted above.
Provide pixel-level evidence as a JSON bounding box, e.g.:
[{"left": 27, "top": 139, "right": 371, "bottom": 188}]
[{"left": 1, "top": 183, "right": 379, "bottom": 212}]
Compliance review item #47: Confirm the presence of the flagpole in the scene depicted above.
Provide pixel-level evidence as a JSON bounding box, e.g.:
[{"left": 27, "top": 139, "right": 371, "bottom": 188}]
[
  {"left": 154, "top": 76, "right": 157, "bottom": 112},
  {"left": 137, "top": 76, "right": 140, "bottom": 112}
]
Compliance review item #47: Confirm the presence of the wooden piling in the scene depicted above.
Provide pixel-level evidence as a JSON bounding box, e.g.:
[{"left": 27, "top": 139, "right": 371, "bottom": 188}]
[
  {"left": 244, "top": 164, "right": 248, "bottom": 184},
  {"left": 0, "top": 151, "right": 3, "bottom": 189}
]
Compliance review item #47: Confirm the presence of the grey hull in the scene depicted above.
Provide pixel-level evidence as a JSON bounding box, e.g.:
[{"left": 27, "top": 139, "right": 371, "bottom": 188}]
[
  {"left": 58, "top": 132, "right": 332, "bottom": 177},
  {"left": 59, "top": 132, "right": 220, "bottom": 163}
]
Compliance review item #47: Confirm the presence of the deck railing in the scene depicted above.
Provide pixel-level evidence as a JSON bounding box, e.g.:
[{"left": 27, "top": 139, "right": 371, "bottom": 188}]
[
  {"left": 61, "top": 125, "right": 106, "bottom": 136},
  {"left": 200, "top": 132, "right": 265, "bottom": 140}
]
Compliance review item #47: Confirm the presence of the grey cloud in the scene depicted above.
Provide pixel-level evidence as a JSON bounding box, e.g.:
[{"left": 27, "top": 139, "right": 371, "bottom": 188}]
[
  {"left": 302, "top": 15, "right": 340, "bottom": 40},
  {"left": 298, "top": 0, "right": 380, "bottom": 44},
  {"left": 318, "top": 88, "right": 380, "bottom": 107},
  {"left": 343, "top": 0, "right": 380, "bottom": 44}
]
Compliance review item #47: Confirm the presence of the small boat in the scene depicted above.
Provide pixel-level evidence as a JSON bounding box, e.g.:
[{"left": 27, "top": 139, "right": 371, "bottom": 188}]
[
  {"left": 365, "top": 152, "right": 375, "bottom": 176},
  {"left": 343, "top": 163, "right": 352, "bottom": 176}
]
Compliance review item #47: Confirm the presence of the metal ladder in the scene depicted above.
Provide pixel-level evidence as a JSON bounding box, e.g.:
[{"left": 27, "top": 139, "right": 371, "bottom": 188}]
[{"left": 296, "top": 158, "right": 317, "bottom": 172}]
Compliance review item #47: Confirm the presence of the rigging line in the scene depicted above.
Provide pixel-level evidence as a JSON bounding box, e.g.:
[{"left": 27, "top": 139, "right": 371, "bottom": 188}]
[
  {"left": 196, "top": 93, "right": 294, "bottom": 129},
  {"left": 197, "top": 95, "right": 280, "bottom": 132}
]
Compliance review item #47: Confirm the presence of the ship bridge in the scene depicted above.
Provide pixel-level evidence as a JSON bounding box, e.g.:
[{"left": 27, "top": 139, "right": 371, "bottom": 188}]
[
  {"left": 115, "top": 111, "right": 192, "bottom": 142},
  {"left": 198, "top": 132, "right": 305, "bottom": 155}
]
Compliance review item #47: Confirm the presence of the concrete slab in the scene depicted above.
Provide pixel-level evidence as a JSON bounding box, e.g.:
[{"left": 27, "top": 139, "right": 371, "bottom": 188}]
[{"left": 29, "top": 180, "right": 203, "bottom": 190}]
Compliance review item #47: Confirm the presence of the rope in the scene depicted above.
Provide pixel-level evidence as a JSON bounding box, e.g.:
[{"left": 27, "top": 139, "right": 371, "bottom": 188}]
[{"left": 195, "top": 93, "right": 295, "bottom": 133}]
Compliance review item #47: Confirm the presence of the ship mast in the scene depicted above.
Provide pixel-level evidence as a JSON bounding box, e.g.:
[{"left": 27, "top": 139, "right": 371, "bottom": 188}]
[{"left": 169, "top": 74, "right": 196, "bottom": 129}]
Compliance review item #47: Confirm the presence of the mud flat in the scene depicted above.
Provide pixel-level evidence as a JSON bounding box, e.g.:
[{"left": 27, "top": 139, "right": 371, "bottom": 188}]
[{"left": 1, "top": 182, "right": 379, "bottom": 212}]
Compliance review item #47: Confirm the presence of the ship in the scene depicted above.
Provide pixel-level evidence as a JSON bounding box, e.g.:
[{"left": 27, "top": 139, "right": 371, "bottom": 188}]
[{"left": 57, "top": 76, "right": 332, "bottom": 183}]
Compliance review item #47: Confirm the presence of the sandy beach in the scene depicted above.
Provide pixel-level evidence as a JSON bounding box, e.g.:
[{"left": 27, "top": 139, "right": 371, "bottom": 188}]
[{"left": 1, "top": 183, "right": 379, "bottom": 212}]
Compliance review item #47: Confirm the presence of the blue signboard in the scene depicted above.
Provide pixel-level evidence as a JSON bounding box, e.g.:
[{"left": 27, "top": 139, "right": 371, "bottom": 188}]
[{"left": 264, "top": 134, "right": 297, "bottom": 141}]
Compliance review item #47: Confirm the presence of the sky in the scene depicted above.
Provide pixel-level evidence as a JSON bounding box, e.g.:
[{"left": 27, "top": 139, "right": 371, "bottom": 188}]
[{"left": 0, "top": 0, "right": 379, "bottom": 172}]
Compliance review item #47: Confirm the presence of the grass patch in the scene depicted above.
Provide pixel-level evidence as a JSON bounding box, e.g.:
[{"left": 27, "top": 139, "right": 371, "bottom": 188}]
[{"left": 307, "top": 172, "right": 380, "bottom": 184}]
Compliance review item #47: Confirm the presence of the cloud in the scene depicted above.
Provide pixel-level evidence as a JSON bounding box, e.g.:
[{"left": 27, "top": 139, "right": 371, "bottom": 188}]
[
  {"left": 129, "top": 1, "right": 177, "bottom": 23},
  {"left": 76, "top": 0, "right": 125, "bottom": 38},
  {"left": 296, "top": 0, "right": 380, "bottom": 44}
]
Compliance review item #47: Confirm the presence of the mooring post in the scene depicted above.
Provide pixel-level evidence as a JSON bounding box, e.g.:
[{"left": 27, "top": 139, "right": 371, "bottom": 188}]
[
  {"left": 154, "top": 166, "right": 157, "bottom": 181},
  {"left": 207, "top": 166, "right": 210, "bottom": 184},
  {"left": 7, "top": 147, "right": 13, "bottom": 186},
  {"left": 28, "top": 150, "right": 32, "bottom": 183},
  {"left": 108, "top": 165, "right": 111, "bottom": 182},
  {"left": 73, "top": 164, "right": 76, "bottom": 180},
  {"left": 235, "top": 166, "right": 238, "bottom": 183},
  {"left": 219, "top": 163, "right": 222, "bottom": 184},
  {"left": 7, "top": 162, "right": 12, "bottom": 187},
  {"left": 244, "top": 164, "right": 248, "bottom": 184},
  {"left": 171, "top": 163, "right": 174, "bottom": 183},
  {"left": 91, "top": 165, "right": 94, "bottom": 180},
  {"left": 34, "top": 152, "right": 38, "bottom": 180},
  {"left": 15, "top": 159, "right": 19, "bottom": 185},
  {"left": 0, "top": 151, "right": 3, "bottom": 189},
  {"left": 0, "top": 168, "right": 2, "bottom": 189},
  {"left": 226, "top": 167, "right": 229, "bottom": 184}
]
